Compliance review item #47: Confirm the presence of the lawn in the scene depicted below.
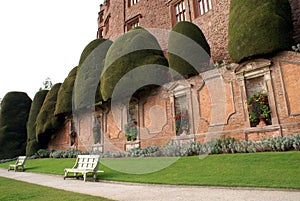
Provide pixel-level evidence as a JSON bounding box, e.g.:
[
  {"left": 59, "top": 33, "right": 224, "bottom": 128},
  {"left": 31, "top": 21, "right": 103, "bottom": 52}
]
[
  {"left": 0, "top": 177, "right": 113, "bottom": 201},
  {"left": 0, "top": 151, "right": 299, "bottom": 189}
]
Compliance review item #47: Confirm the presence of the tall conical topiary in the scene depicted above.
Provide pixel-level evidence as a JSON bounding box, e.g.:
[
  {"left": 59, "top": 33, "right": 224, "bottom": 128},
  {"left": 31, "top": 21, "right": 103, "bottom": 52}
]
[
  {"left": 0, "top": 92, "right": 32, "bottom": 159},
  {"left": 36, "top": 83, "right": 63, "bottom": 148},
  {"left": 101, "top": 27, "right": 169, "bottom": 101},
  {"left": 168, "top": 21, "right": 211, "bottom": 79},
  {"left": 26, "top": 90, "right": 48, "bottom": 156},
  {"left": 55, "top": 66, "right": 77, "bottom": 116},
  {"left": 74, "top": 39, "right": 112, "bottom": 110},
  {"left": 228, "top": 0, "right": 293, "bottom": 63}
]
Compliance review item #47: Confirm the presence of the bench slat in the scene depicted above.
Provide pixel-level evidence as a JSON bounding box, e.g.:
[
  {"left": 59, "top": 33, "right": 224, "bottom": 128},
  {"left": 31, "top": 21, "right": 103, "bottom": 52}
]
[{"left": 64, "top": 155, "right": 104, "bottom": 182}]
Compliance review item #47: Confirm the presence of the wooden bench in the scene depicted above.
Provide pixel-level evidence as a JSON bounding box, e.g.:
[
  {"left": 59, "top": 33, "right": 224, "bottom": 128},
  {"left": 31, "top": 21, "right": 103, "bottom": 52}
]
[
  {"left": 64, "top": 155, "right": 104, "bottom": 182},
  {"left": 8, "top": 156, "right": 27, "bottom": 172}
]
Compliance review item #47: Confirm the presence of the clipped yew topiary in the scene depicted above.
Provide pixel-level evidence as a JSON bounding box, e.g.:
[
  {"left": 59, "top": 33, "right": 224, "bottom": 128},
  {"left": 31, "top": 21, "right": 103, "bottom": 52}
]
[
  {"left": 101, "top": 27, "right": 169, "bottom": 101},
  {"left": 0, "top": 92, "right": 32, "bottom": 159},
  {"left": 74, "top": 39, "right": 112, "bottom": 110},
  {"left": 54, "top": 66, "right": 77, "bottom": 116},
  {"left": 228, "top": 0, "right": 293, "bottom": 63},
  {"left": 168, "top": 21, "right": 211, "bottom": 78},
  {"left": 26, "top": 90, "right": 48, "bottom": 156},
  {"left": 36, "top": 83, "right": 64, "bottom": 148}
]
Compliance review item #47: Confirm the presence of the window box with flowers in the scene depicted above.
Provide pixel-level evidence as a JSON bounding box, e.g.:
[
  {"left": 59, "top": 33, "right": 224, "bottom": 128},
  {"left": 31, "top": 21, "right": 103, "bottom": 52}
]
[
  {"left": 174, "top": 110, "right": 190, "bottom": 135},
  {"left": 247, "top": 92, "right": 271, "bottom": 127}
]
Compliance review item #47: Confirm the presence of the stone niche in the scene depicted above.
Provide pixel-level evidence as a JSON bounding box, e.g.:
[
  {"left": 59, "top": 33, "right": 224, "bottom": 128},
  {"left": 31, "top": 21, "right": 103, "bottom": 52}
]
[{"left": 235, "top": 58, "right": 281, "bottom": 139}]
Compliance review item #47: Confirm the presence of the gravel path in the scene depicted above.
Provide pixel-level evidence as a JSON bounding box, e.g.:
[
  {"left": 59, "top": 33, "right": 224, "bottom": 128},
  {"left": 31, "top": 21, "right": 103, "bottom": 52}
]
[{"left": 0, "top": 169, "right": 299, "bottom": 201}]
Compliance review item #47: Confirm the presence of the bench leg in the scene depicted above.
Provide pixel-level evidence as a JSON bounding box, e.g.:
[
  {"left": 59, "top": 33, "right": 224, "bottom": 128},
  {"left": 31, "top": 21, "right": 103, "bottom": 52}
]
[
  {"left": 83, "top": 173, "right": 87, "bottom": 182},
  {"left": 93, "top": 173, "right": 97, "bottom": 182}
]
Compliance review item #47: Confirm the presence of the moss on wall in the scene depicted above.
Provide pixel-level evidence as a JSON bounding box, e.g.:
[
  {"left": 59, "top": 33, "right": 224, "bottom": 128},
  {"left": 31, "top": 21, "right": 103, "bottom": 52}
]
[
  {"left": 26, "top": 90, "right": 48, "bottom": 156},
  {"left": 0, "top": 92, "right": 32, "bottom": 159},
  {"left": 168, "top": 21, "right": 211, "bottom": 78},
  {"left": 228, "top": 0, "right": 293, "bottom": 63}
]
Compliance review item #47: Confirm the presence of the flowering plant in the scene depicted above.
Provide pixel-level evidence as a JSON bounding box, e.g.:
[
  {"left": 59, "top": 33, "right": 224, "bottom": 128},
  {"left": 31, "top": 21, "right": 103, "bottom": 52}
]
[
  {"left": 124, "top": 121, "right": 137, "bottom": 141},
  {"left": 247, "top": 92, "right": 271, "bottom": 125},
  {"left": 174, "top": 110, "right": 189, "bottom": 135}
]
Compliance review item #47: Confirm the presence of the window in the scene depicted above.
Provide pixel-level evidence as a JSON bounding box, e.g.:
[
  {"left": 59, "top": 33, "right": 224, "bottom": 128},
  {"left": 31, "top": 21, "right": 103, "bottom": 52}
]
[
  {"left": 98, "top": 11, "right": 104, "bottom": 23},
  {"left": 198, "top": 0, "right": 212, "bottom": 15},
  {"left": 175, "top": 1, "right": 186, "bottom": 22},
  {"left": 125, "top": 14, "right": 141, "bottom": 31},
  {"left": 69, "top": 120, "right": 77, "bottom": 147},
  {"left": 98, "top": 28, "right": 103, "bottom": 38},
  {"left": 127, "top": 18, "right": 139, "bottom": 31},
  {"left": 174, "top": 95, "right": 189, "bottom": 136},
  {"left": 104, "top": 16, "right": 110, "bottom": 34},
  {"left": 129, "top": 0, "right": 140, "bottom": 7}
]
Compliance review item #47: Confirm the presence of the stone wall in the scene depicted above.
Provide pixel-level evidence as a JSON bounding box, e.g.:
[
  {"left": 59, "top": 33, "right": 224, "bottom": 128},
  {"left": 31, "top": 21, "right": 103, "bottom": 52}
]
[{"left": 48, "top": 51, "right": 300, "bottom": 152}]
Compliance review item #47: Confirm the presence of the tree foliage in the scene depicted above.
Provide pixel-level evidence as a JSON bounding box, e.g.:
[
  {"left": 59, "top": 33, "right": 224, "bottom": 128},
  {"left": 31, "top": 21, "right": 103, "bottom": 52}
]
[
  {"left": 74, "top": 39, "right": 112, "bottom": 110},
  {"left": 168, "top": 21, "right": 211, "bottom": 78},
  {"left": 101, "top": 27, "right": 169, "bottom": 101},
  {"left": 26, "top": 90, "right": 48, "bottom": 156},
  {"left": 0, "top": 92, "right": 32, "bottom": 159},
  {"left": 54, "top": 67, "right": 77, "bottom": 116},
  {"left": 228, "top": 0, "right": 293, "bottom": 63},
  {"left": 36, "top": 83, "right": 63, "bottom": 148}
]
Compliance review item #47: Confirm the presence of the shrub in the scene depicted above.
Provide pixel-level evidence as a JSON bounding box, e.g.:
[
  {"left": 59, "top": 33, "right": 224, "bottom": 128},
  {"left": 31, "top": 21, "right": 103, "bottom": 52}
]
[
  {"left": 35, "top": 149, "right": 50, "bottom": 158},
  {"left": 26, "top": 90, "right": 48, "bottom": 157},
  {"left": 0, "top": 92, "right": 32, "bottom": 159},
  {"left": 228, "top": 0, "right": 293, "bottom": 63},
  {"left": 54, "top": 67, "right": 77, "bottom": 116},
  {"left": 168, "top": 21, "right": 211, "bottom": 78},
  {"left": 74, "top": 39, "right": 112, "bottom": 110},
  {"left": 36, "top": 83, "right": 64, "bottom": 148},
  {"left": 101, "top": 27, "right": 169, "bottom": 101}
]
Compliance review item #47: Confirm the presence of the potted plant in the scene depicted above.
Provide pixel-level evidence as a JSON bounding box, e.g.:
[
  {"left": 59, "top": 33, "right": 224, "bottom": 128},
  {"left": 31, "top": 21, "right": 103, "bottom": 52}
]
[
  {"left": 247, "top": 92, "right": 271, "bottom": 127},
  {"left": 124, "top": 121, "right": 137, "bottom": 141},
  {"left": 174, "top": 110, "right": 189, "bottom": 135}
]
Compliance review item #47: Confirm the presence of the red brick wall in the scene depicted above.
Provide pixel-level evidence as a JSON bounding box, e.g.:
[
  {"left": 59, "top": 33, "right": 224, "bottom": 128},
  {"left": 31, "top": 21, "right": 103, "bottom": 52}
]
[
  {"left": 48, "top": 51, "right": 300, "bottom": 152},
  {"left": 289, "top": 0, "right": 300, "bottom": 44},
  {"left": 98, "top": 0, "right": 300, "bottom": 62}
]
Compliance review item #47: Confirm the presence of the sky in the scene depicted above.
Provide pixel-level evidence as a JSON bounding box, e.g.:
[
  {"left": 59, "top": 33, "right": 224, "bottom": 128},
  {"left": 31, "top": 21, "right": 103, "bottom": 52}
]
[{"left": 0, "top": 0, "right": 104, "bottom": 100}]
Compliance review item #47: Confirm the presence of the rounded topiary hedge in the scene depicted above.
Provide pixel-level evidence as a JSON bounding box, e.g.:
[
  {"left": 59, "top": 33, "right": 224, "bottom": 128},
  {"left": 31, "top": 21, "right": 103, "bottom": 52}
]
[
  {"left": 228, "top": 0, "right": 293, "bottom": 63},
  {"left": 54, "top": 66, "right": 77, "bottom": 116},
  {"left": 26, "top": 90, "right": 48, "bottom": 156},
  {"left": 0, "top": 92, "right": 32, "bottom": 159},
  {"left": 74, "top": 39, "right": 112, "bottom": 110},
  {"left": 36, "top": 83, "right": 64, "bottom": 148},
  {"left": 101, "top": 27, "right": 169, "bottom": 101},
  {"left": 168, "top": 21, "right": 211, "bottom": 78}
]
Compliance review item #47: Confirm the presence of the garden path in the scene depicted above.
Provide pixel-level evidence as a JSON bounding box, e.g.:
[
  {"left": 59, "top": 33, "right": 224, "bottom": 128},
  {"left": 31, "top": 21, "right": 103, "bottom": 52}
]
[{"left": 0, "top": 168, "right": 299, "bottom": 201}]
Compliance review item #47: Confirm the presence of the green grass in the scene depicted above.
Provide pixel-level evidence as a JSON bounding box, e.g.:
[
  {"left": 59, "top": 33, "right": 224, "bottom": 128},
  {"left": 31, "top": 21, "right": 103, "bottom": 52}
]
[
  {"left": 1, "top": 152, "right": 300, "bottom": 189},
  {"left": 0, "top": 177, "right": 113, "bottom": 201}
]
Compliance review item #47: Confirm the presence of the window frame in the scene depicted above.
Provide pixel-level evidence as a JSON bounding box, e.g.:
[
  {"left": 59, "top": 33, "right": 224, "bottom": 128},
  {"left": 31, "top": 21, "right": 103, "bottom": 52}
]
[{"left": 128, "top": 0, "right": 140, "bottom": 7}]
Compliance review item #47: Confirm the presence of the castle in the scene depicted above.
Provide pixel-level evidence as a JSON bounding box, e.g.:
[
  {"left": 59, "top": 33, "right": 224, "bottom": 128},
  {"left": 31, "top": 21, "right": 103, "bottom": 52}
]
[{"left": 47, "top": 0, "right": 300, "bottom": 153}]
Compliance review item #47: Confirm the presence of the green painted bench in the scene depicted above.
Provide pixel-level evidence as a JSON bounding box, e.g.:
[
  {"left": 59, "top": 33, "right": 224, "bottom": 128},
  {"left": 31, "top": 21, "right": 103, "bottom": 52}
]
[
  {"left": 64, "top": 155, "right": 104, "bottom": 182},
  {"left": 8, "top": 156, "right": 27, "bottom": 172}
]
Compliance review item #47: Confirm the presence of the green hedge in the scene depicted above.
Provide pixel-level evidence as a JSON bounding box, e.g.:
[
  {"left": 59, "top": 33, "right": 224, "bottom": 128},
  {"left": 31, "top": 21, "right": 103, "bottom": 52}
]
[
  {"left": 26, "top": 90, "right": 48, "bottom": 156},
  {"left": 54, "top": 67, "right": 77, "bottom": 116},
  {"left": 168, "top": 21, "right": 211, "bottom": 78},
  {"left": 36, "top": 83, "right": 63, "bottom": 148},
  {"left": 0, "top": 92, "right": 32, "bottom": 159},
  {"left": 101, "top": 28, "right": 169, "bottom": 101},
  {"left": 228, "top": 0, "right": 293, "bottom": 63},
  {"left": 74, "top": 39, "right": 112, "bottom": 110}
]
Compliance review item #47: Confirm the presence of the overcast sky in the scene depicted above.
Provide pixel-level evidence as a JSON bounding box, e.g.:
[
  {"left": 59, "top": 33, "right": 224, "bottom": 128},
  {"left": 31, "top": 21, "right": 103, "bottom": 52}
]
[{"left": 0, "top": 0, "right": 104, "bottom": 99}]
